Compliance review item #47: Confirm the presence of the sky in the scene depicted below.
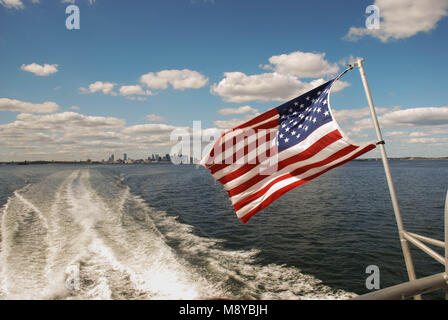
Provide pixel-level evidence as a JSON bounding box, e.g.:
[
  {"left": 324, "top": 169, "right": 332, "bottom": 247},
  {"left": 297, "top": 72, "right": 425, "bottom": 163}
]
[{"left": 0, "top": 0, "right": 447, "bottom": 161}]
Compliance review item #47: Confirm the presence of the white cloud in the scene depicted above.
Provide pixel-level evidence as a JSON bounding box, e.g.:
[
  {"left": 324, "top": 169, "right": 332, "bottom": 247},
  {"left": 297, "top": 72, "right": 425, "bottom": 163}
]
[
  {"left": 79, "top": 81, "right": 117, "bottom": 96},
  {"left": 61, "top": 0, "right": 96, "bottom": 4},
  {"left": 140, "top": 69, "right": 209, "bottom": 91},
  {"left": 146, "top": 114, "right": 167, "bottom": 122},
  {"left": 345, "top": 0, "right": 448, "bottom": 42},
  {"left": 217, "top": 105, "right": 259, "bottom": 115},
  {"left": 353, "top": 106, "right": 448, "bottom": 130},
  {"left": 331, "top": 105, "right": 448, "bottom": 152},
  {"left": 211, "top": 51, "right": 350, "bottom": 103},
  {"left": 211, "top": 71, "right": 349, "bottom": 103},
  {"left": 119, "top": 85, "right": 153, "bottom": 96},
  {"left": 126, "top": 96, "right": 148, "bottom": 101},
  {"left": 20, "top": 63, "right": 58, "bottom": 76},
  {"left": 266, "top": 51, "right": 340, "bottom": 78},
  {"left": 407, "top": 137, "right": 448, "bottom": 145},
  {"left": 0, "top": 98, "right": 59, "bottom": 113},
  {"left": 332, "top": 106, "right": 402, "bottom": 123},
  {"left": 213, "top": 116, "right": 253, "bottom": 129},
  {"left": 1, "top": 112, "right": 126, "bottom": 132},
  {"left": 0, "top": 0, "right": 24, "bottom": 9},
  {"left": 122, "top": 123, "right": 182, "bottom": 135}
]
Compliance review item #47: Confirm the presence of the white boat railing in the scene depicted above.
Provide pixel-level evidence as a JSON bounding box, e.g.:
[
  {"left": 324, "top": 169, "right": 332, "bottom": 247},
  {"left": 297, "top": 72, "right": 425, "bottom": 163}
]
[
  {"left": 349, "top": 59, "right": 448, "bottom": 300},
  {"left": 354, "top": 191, "right": 448, "bottom": 300}
]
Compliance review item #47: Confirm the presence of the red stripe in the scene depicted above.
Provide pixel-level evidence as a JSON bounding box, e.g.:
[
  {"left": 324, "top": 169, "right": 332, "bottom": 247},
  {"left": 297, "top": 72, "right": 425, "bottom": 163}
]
[
  {"left": 235, "top": 108, "right": 278, "bottom": 129},
  {"left": 216, "top": 146, "right": 277, "bottom": 182},
  {"left": 206, "top": 120, "right": 279, "bottom": 170},
  {"left": 226, "top": 130, "right": 343, "bottom": 196},
  {"left": 210, "top": 132, "right": 276, "bottom": 175},
  {"left": 232, "top": 144, "right": 358, "bottom": 212},
  {"left": 239, "top": 144, "right": 376, "bottom": 223}
]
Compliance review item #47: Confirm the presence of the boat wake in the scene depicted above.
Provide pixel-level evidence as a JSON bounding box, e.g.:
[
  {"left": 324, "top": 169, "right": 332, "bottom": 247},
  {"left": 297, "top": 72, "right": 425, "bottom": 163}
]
[{"left": 0, "top": 169, "right": 354, "bottom": 300}]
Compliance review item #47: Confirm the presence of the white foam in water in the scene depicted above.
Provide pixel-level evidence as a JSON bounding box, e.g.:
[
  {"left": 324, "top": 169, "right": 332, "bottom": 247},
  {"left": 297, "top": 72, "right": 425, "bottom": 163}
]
[
  {"left": 0, "top": 169, "right": 355, "bottom": 300},
  {"left": 150, "top": 209, "right": 355, "bottom": 300}
]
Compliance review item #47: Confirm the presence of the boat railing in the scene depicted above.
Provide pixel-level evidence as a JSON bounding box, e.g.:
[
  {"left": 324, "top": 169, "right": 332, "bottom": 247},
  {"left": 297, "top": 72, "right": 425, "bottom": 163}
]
[{"left": 353, "top": 190, "right": 448, "bottom": 300}]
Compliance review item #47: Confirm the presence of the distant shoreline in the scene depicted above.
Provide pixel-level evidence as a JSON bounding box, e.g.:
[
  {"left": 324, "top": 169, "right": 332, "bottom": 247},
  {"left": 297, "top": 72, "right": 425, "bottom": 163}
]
[{"left": 0, "top": 157, "right": 447, "bottom": 165}]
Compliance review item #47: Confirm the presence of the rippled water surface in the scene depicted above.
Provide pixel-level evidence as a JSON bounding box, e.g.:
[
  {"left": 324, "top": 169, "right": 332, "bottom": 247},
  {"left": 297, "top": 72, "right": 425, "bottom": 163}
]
[{"left": 0, "top": 160, "right": 446, "bottom": 299}]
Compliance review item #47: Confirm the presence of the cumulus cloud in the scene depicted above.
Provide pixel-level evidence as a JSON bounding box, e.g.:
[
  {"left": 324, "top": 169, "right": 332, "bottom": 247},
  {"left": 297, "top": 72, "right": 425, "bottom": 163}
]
[
  {"left": 0, "top": 98, "right": 59, "bottom": 113},
  {"left": 79, "top": 81, "right": 117, "bottom": 96},
  {"left": 2, "top": 112, "right": 126, "bottom": 132},
  {"left": 265, "top": 51, "right": 340, "bottom": 78},
  {"left": 211, "top": 50, "right": 350, "bottom": 103},
  {"left": 146, "top": 114, "right": 167, "bottom": 122},
  {"left": 353, "top": 106, "right": 448, "bottom": 130},
  {"left": 140, "top": 69, "right": 209, "bottom": 91},
  {"left": 119, "top": 85, "right": 153, "bottom": 96},
  {"left": 217, "top": 105, "right": 259, "bottom": 116},
  {"left": 0, "top": 0, "right": 24, "bottom": 9},
  {"left": 211, "top": 71, "right": 349, "bottom": 103},
  {"left": 407, "top": 137, "right": 448, "bottom": 145},
  {"left": 332, "top": 106, "right": 402, "bottom": 123},
  {"left": 61, "top": 0, "right": 96, "bottom": 4},
  {"left": 0, "top": 109, "right": 224, "bottom": 161},
  {"left": 213, "top": 116, "right": 254, "bottom": 129},
  {"left": 122, "top": 123, "right": 182, "bottom": 135},
  {"left": 345, "top": 0, "right": 448, "bottom": 42},
  {"left": 21, "top": 63, "right": 58, "bottom": 76},
  {"left": 332, "top": 105, "right": 448, "bottom": 149}
]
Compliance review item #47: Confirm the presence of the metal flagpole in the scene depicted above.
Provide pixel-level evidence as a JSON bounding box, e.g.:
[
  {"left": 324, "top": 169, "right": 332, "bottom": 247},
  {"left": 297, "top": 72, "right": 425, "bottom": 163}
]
[{"left": 355, "top": 58, "right": 421, "bottom": 300}]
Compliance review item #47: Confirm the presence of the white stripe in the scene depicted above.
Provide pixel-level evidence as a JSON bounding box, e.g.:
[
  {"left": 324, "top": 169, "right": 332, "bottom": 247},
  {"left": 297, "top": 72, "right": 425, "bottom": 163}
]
[
  {"left": 212, "top": 134, "right": 276, "bottom": 179},
  {"left": 215, "top": 129, "right": 273, "bottom": 167},
  {"left": 216, "top": 114, "right": 279, "bottom": 151},
  {"left": 228, "top": 137, "right": 351, "bottom": 202},
  {"left": 220, "top": 121, "right": 340, "bottom": 189},
  {"left": 235, "top": 144, "right": 369, "bottom": 218},
  {"left": 200, "top": 114, "right": 279, "bottom": 167}
]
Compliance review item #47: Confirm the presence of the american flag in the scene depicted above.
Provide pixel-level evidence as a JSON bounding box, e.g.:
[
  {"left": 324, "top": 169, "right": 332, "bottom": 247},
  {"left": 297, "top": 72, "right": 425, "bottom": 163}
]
[{"left": 201, "top": 76, "right": 376, "bottom": 223}]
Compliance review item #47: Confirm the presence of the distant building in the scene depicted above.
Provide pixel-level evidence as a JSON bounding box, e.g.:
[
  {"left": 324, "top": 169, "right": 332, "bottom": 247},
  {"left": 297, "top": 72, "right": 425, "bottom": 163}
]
[{"left": 123, "top": 153, "right": 127, "bottom": 161}]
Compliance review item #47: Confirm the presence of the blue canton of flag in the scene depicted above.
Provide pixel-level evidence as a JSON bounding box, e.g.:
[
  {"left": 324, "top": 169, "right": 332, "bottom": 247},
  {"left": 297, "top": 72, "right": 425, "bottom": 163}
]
[{"left": 276, "top": 80, "right": 334, "bottom": 152}]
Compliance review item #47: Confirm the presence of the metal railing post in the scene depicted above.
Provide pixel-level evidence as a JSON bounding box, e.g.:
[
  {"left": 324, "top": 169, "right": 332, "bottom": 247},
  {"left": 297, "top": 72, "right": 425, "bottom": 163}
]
[
  {"left": 445, "top": 190, "right": 448, "bottom": 299},
  {"left": 356, "top": 58, "right": 420, "bottom": 299}
]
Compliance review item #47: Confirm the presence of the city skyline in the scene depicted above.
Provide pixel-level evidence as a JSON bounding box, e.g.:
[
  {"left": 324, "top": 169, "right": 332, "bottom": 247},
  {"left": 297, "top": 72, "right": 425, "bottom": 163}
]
[{"left": 0, "top": 0, "right": 447, "bottom": 161}]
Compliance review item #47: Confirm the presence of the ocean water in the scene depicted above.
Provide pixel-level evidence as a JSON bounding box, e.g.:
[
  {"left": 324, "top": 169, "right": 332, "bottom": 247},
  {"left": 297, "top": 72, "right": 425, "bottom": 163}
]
[{"left": 0, "top": 161, "right": 446, "bottom": 300}]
